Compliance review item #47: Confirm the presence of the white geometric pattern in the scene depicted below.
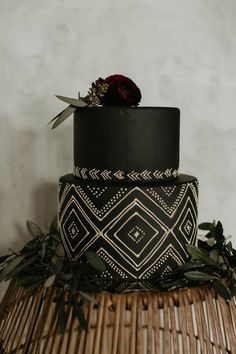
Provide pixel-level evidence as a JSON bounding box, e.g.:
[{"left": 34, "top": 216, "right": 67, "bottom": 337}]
[
  {"left": 74, "top": 166, "right": 179, "bottom": 182},
  {"left": 74, "top": 185, "right": 129, "bottom": 221},
  {"left": 141, "top": 244, "right": 184, "bottom": 279},
  {"left": 67, "top": 221, "right": 80, "bottom": 239},
  {"left": 161, "top": 186, "right": 176, "bottom": 197},
  {"left": 128, "top": 226, "right": 145, "bottom": 243},
  {"left": 177, "top": 198, "right": 198, "bottom": 245},
  {"left": 104, "top": 204, "right": 167, "bottom": 266},
  {"left": 145, "top": 184, "right": 187, "bottom": 217},
  {"left": 59, "top": 194, "right": 100, "bottom": 258},
  {"left": 183, "top": 220, "right": 193, "bottom": 235},
  {"left": 87, "top": 186, "right": 107, "bottom": 198},
  {"left": 59, "top": 175, "right": 199, "bottom": 280}
]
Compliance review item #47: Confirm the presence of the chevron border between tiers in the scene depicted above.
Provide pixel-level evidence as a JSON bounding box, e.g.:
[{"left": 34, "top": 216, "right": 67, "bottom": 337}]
[{"left": 74, "top": 166, "right": 179, "bottom": 181}]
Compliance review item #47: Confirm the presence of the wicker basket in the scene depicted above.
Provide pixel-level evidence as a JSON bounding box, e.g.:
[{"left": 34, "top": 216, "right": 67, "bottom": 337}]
[{"left": 0, "top": 280, "right": 235, "bottom": 354}]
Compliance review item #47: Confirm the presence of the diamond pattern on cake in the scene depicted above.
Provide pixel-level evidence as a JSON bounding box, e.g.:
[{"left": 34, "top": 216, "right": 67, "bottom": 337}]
[
  {"left": 183, "top": 219, "right": 193, "bottom": 235},
  {"left": 59, "top": 177, "right": 199, "bottom": 280},
  {"left": 128, "top": 225, "right": 145, "bottom": 243},
  {"left": 103, "top": 200, "right": 168, "bottom": 270},
  {"left": 174, "top": 196, "right": 197, "bottom": 245},
  {"left": 60, "top": 196, "right": 100, "bottom": 260},
  {"left": 145, "top": 184, "right": 188, "bottom": 217},
  {"left": 114, "top": 213, "right": 158, "bottom": 256},
  {"left": 75, "top": 185, "right": 130, "bottom": 221},
  {"left": 67, "top": 220, "right": 81, "bottom": 239}
]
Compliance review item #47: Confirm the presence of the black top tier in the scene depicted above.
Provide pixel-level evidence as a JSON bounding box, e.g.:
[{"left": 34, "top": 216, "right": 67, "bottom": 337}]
[{"left": 74, "top": 107, "right": 180, "bottom": 182}]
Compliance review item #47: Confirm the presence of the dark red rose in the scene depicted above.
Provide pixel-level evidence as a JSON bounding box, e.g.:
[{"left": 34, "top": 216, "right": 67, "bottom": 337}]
[
  {"left": 102, "top": 74, "right": 141, "bottom": 106},
  {"left": 95, "top": 77, "right": 105, "bottom": 86}
]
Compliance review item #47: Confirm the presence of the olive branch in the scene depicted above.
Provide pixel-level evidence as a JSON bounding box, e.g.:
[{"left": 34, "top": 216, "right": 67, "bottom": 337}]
[{"left": 0, "top": 217, "right": 235, "bottom": 334}]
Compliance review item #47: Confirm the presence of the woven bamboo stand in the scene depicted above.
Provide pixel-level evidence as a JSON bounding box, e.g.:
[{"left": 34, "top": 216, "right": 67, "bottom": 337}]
[{"left": 0, "top": 281, "right": 236, "bottom": 354}]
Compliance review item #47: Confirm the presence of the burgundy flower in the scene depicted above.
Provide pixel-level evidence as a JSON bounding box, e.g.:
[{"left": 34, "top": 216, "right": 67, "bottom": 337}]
[
  {"left": 95, "top": 77, "right": 105, "bottom": 87},
  {"left": 101, "top": 74, "right": 141, "bottom": 106}
]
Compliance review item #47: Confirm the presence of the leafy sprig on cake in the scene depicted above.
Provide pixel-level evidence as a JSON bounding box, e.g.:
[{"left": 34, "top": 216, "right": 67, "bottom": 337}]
[
  {"left": 159, "top": 221, "right": 236, "bottom": 299},
  {"left": 49, "top": 74, "right": 142, "bottom": 129},
  {"left": 0, "top": 217, "right": 106, "bottom": 333}
]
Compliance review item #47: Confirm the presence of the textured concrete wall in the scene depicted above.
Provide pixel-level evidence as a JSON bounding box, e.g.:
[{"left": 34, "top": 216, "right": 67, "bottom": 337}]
[{"left": 1, "top": 0, "right": 236, "bottom": 297}]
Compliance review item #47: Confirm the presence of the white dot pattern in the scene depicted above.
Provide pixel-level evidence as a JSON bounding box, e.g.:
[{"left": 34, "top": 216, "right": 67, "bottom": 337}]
[
  {"left": 87, "top": 186, "right": 108, "bottom": 198},
  {"left": 128, "top": 226, "right": 145, "bottom": 243},
  {"left": 76, "top": 186, "right": 128, "bottom": 218},
  {"left": 146, "top": 185, "right": 186, "bottom": 215},
  {"left": 161, "top": 186, "right": 176, "bottom": 196},
  {"left": 143, "top": 248, "right": 182, "bottom": 279},
  {"left": 98, "top": 250, "right": 128, "bottom": 278}
]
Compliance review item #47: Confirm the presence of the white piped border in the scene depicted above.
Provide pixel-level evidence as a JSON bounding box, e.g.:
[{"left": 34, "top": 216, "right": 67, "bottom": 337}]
[{"left": 74, "top": 166, "right": 179, "bottom": 182}]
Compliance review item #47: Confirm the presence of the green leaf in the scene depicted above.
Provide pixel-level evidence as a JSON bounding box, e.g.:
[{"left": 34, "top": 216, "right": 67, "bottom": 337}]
[
  {"left": 5, "top": 256, "right": 38, "bottom": 280},
  {"left": 44, "top": 274, "right": 56, "bottom": 288},
  {"left": 206, "top": 237, "right": 215, "bottom": 246},
  {"left": 186, "top": 244, "right": 218, "bottom": 266},
  {"left": 50, "top": 215, "right": 58, "bottom": 233},
  {"left": 184, "top": 270, "right": 216, "bottom": 282},
  {"left": 232, "top": 271, "right": 236, "bottom": 282},
  {"left": 161, "top": 278, "right": 185, "bottom": 290},
  {"left": 40, "top": 242, "right": 47, "bottom": 259},
  {"left": 55, "top": 259, "right": 64, "bottom": 274},
  {"left": 51, "top": 255, "right": 58, "bottom": 265},
  {"left": 50, "top": 105, "right": 77, "bottom": 129},
  {"left": 215, "top": 221, "right": 224, "bottom": 242},
  {"left": 0, "top": 255, "right": 15, "bottom": 271},
  {"left": 72, "top": 302, "right": 88, "bottom": 331},
  {"left": 212, "top": 279, "right": 231, "bottom": 300},
  {"left": 227, "top": 241, "right": 233, "bottom": 253},
  {"left": 209, "top": 224, "right": 216, "bottom": 238},
  {"left": 50, "top": 233, "right": 61, "bottom": 242},
  {"left": 17, "top": 275, "right": 48, "bottom": 289},
  {"left": 174, "top": 261, "right": 203, "bottom": 274},
  {"left": 26, "top": 220, "right": 44, "bottom": 238},
  {"left": 57, "top": 293, "right": 67, "bottom": 334},
  {"left": 85, "top": 251, "right": 106, "bottom": 272},
  {"left": 198, "top": 222, "right": 213, "bottom": 231},
  {"left": 209, "top": 249, "right": 219, "bottom": 263},
  {"left": 218, "top": 255, "right": 226, "bottom": 265},
  {"left": 56, "top": 244, "right": 65, "bottom": 258},
  {"left": 71, "top": 270, "right": 82, "bottom": 291},
  {"left": 0, "top": 255, "right": 25, "bottom": 282},
  {"left": 0, "top": 255, "right": 11, "bottom": 265},
  {"left": 55, "top": 95, "right": 88, "bottom": 107},
  {"left": 61, "top": 273, "right": 73, "bottom": 281}
]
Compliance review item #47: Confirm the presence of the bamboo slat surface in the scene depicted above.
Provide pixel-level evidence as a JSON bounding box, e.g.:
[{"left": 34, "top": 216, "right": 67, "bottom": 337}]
[{"left": 0, "top": 281, "right": 235, "bottom": 354}]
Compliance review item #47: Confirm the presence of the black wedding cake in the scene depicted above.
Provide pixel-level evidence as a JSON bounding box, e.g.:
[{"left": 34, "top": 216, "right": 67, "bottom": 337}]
[{"left": 58, "top": 105, "right": 199, "bottom": 283}]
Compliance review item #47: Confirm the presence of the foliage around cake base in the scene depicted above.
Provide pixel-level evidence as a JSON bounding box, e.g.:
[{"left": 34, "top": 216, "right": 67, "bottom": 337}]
[{"left": 0, "top": 217, "right": 236, "bottom": 334}]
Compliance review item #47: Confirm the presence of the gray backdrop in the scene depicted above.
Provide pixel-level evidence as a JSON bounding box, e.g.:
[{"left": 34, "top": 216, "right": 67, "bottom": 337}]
[{"left": 1, "top": 0, "right": 236, "bottom": 297}]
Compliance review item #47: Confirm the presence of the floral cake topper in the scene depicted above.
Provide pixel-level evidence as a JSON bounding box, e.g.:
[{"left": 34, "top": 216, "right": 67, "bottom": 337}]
[{"left": 49, "top": 74, "right": 142, "bottom": 129}]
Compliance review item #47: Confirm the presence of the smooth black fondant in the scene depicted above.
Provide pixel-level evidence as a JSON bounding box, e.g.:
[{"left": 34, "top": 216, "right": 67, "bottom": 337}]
[{"left": 74, "top": 107, "right": 180, "bottom": 181}]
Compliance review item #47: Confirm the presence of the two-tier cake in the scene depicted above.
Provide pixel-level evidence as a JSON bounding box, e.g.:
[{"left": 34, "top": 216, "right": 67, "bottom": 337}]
[{"left": 58, "top": 100, "right": 198, "bottom": 285}]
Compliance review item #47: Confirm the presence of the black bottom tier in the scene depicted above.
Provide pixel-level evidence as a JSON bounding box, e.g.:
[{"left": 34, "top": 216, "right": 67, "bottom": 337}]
[{"left": 58, "top": 174, "right": 198, "bottom": 282}]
